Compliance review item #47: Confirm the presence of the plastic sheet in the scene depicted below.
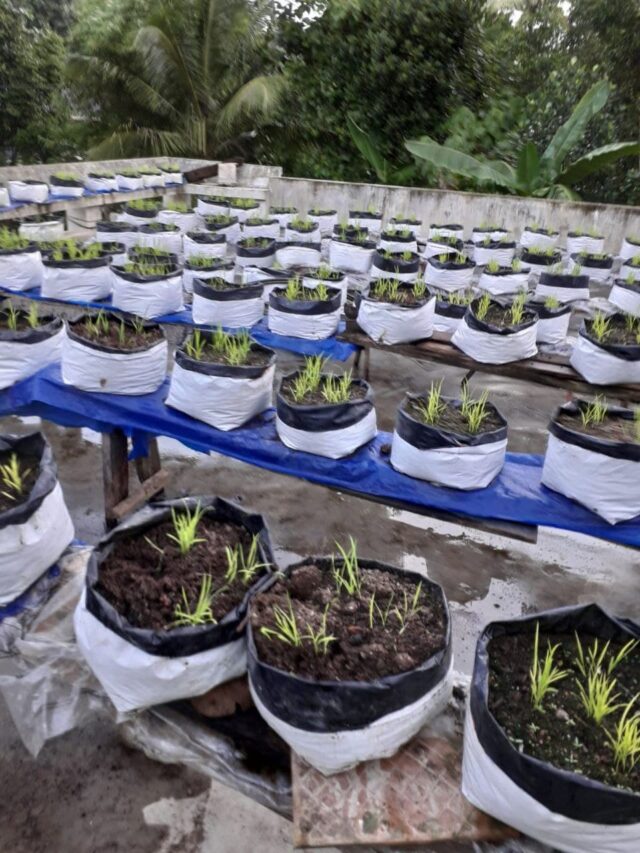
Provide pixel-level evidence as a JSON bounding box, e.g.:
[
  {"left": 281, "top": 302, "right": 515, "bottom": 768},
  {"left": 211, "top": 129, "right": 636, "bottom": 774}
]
[
  {"left": 452, "top": 312, "right": 538, "bottom": 365},
  {"left": 3, "top": 363, "right": 640, "bottom": 545},
  {"left": 619, "top": 238, "right": 640, "bottom": 262},
  {"left": 0, "top": 248, "right": 44, "bottom": 291}
]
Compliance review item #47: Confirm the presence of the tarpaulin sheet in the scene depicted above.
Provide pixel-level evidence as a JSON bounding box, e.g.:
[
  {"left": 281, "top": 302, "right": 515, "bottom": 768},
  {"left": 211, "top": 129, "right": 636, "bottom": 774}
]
[
  {"left": 1, "top": 364, "right": 639, "bottom": 548},
  {"left": 0, "top": 286, "right": 357, "bottom": 361}
]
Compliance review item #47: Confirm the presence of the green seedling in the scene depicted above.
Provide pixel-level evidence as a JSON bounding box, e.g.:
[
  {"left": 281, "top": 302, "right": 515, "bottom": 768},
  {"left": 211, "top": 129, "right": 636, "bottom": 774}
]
[
  {"left": 332, "top": 536, "right": 361, "bottom": 597},
  {"left": 304, "top": 604, "right": 336, "bottom": 655},
  {"left": 284, "top": 277, "right": 301, "bottom": 301},
  {"left": 544, "top": 295, "right": 561, "bottom": 309},
  {"left": 322, "top": 370, "right": 353, "bottom": 404},
  {"left": 530, "top": 622, "right": 570, "bottom": 712},
  {"left": 231, "top": 198, "right": 259, "bottom": 209},
  {"left": 0, "top": 228, "right": 29, "bottom": 251},
  {"left": 116, "top": 320, "right": 127, "bottom": 346},
  {"left": 5, "top": 304, "right": 19, "bottom": 331},
  {"left": 570, "top": 263, "right": 583, "bottom": 276},
  {"left": 184, "top": 328, "right": 207, "bottom": 360},
  {"left": 0, "top": 453, "right": 30, "bottom": 502},
  {"left": 167, "top": 502, "right": 206, "bottom": 555},
  {"left": 509, "top": 292, "right": 527, "bottom": 325},
  {"left": 635, "top": 408, "right": 640, "bottom": 443},
  {"left": 368, "top": 591, "right": 396, "bottom": 629},
  {"left": 475, "top": 292, "right": 492, "bottom": 321},
  {"left": 127, "top": 199, "right": 160, "bottom": 211},
  {"left": 605, "top": 695, "right": 640, "bottom": 772},
  {"left": 580, "top": 395, "right": 608, "bottom": 429},
  {"left": 314, "top": 283, "right": 329, "bottom": 301},
  {"left": 626, "top": 272, "right": 638, "bottom": 286},
  {"left": 166, "top": 201, "right": 190, "bottom": 213},
  {"left": 393, "top": 582, "right": 424, "bottom": 635},
  {"left": 85, "top": 310, "right": 110, "bottom": 338},
  {"left": 173, "top": 574, "right": 217, "bottom": 627},
  {"left": 461, "top": 385, "right": 490, "bottom": 433},
  {"left": 225, "top": 330, "right": 252, "bottom": 366},
  {"left": 224, "top": 534, "right": 268, "bottom": 586},
  {"left": 575, "top": 635, "right": 638, "bottom": 679},
  {"left": 260, "top": 594, "right": 302, "bottom": 646},
  {"left": 414, "top": 279, "right": 427, "bottom": 298},
  {"left": 27, "top": 303, "right": 39, "bottom": 329},
  {"left": 486, "top": 259, "right": 501, "bottom": 274},
  {"left": 290, "top": 355, "right": 327, "bottom": 402},
  {"left": 577, "top": 670, "right": 623, "bottom": 725},
  {"left": 415, "top": 380, "right": 445, "bottom": 425},
  {"left": 52, "top": 171, "right": 80, "bottom": 181},
  {"left": 511, "top": 258, "right": 522, "bottom": 272}
]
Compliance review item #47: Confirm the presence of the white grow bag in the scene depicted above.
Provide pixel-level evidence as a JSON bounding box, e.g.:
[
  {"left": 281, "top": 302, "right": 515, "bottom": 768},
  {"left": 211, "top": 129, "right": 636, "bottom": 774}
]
[
  {"left": 275, "top": 243, "right": 322, "bottom": 269},
  {"left": 141, "top": 173, "right": 165, "bottom": 188},
  {"left": 115, "top": 174, "right": 144, "bottom": 191},
  {"left": 534, "top": 306, "right": 572, "bottom": 345},
  {"left": 270, "top": 209, "right": 297, "bottom": 228},
  {"left": 570, "top": 329, "right": 640, "bottom": 385},
  {"left": 191, "top": 279, "right": 264, "bottom": 328},
  {"left": 95, "top": 223, "right": 139, "bottom": 251},
  {"left": 573, "top": 258, "right": 613, "bottom": 283},
  {"left": 619, "top": 262, "right": 640, "bottom": 282},
  {"left": 268, "top": 287, "right": 342, "bottom": 340},
  {"left": 619, "top": 239, "right": 640, "bottom": 262},
  {"left": 283, "top": 226, "right": 320, "bottom": 244},
  {"left": 166, "top": 345, "right": 275, "bottom": 430},
  {"left": 379, "top": 236, "right": 419, "bottom": 254},
  {"left": 0, "top": 318, "right": 64, "bottom": 390},
  {"left": 452, "top": 309, "right": 538, "bottom": 364},
  {"left": 183, "top": 233, "right": 226, "bottom": 260},
  {"left": 329, "top": 240, "right": 375, "bottom": 274},
  {"left": 302, "top": 273, "right": 348, "bottom": 307},
  {"left": 161, "top": 170, "right": 183, "bottom": 185},
  {"left": 49, "top": 181, "right": 84, "bottom": 199},
  {"left": 473, "top": 244, "right": 516, "bottom": 266},
  {"left": 157, "top": 210, "right": 198, "bottom": 233},
  {"left": 424, "top": 259, "right": 474, "bottom": 292},
  {"left": 8, "top": 181, "right": 49, "bottom": 204},
  {"left": 566, "top": 234, "right": 605, "bottom": 255},
  {"left": 370, "top": 258, "right": 419, "bottom": 284},
  {"left": 0, "top": 433, "right": 74, "bottom": 605},
  {"left": 111, "top": 268, "right": 184, "bottom": 319},
  {"left": 0, "top": 187, "right": 9, "bottom": 207},
  {"left": 42, "top": 258, "right": 112, "bottom": 301},
  {"left": 182, "top": 262, "right": 235, "bottom": 295},
  {"left": 348, "top": 212, "right": 382, "bottom": 232},
  {"left": 308, "top": 210, "right": 337, "bottom": 235},
  {"left": 422, "top": 239, "right": 461, "bottom": 260},
  {"left": 0, "top": 247, "right": 44, "bottom": 291},
  {"left": 137, "top": 227, "right": 182, "bottom": 256},
  {"left": 478, "top": 271, "right": 529, "bottom": 296},
  {"left": 534, "top": 272, "right": 590, "bottom": 304},
  {"left": 428, "top": 224, "right": 464, "bottom": 240},
  {"left": 62, "top": 322, "right": 167, "bottom": 395},
  {"left": 85, "top": 175, "right": 119, "bottom": 193},
  {"left": 229, "top": 203, "right": 263, "bottom": 224},
  {"left": 608, "top": 281, "right": 640, "bottom": 316},
  {"left": 357, "top": 295, "right": 436, "bottom": 345},
  {"left": 471, "top": 229, "right": 508, "bottom": 244},
  {"left": 119, "top": 210, "right": 158, "bottom": 227},
  {"left": 519, "top": 229, "right": 558, "bottom": 250},
  {"left": 204, "top": 220, "right": 241, "bottom": 245},
  {"left": 18, "top": 219, "right": 64, "bottom": 242},
  {"left": 242, "top": 220, "right": 280, "bottom": 240},
  {"left": 197, "top": 198, "right": 229, "bottom": 216}
]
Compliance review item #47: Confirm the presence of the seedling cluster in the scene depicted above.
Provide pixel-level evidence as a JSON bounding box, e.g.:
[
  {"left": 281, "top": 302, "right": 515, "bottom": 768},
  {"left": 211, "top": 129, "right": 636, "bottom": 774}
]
[
  {"left": 0, "top": 228, "right": 29, "bottom": 251},
  {"left": 289, "top": 355, "right": 354, "bottom": 404},
  {"left": 0, "top": 452, "right": 30, "bottom": 503},
  {"left": 184, "top": 327, "right": 253, "bottom": 366}
]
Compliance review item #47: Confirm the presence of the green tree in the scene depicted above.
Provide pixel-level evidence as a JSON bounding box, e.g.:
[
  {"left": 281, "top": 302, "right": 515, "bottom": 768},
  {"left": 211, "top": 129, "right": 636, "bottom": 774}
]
[{"left": 67, "top": 0, "right": 285, "bottom": 159}]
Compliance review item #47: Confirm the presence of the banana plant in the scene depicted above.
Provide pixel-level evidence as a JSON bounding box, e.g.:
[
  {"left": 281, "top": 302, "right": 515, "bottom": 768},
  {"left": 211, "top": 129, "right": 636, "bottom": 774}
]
[{"left": 405, "top": 82, "right": 640, "bottom": 200}]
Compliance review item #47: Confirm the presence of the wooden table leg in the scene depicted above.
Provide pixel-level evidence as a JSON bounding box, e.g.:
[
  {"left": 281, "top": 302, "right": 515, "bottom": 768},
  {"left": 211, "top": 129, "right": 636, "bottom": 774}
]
[
  {"left": 135, "top": 436, "right": 161, "bottom": 482},
  {"left": 102, "top": 429, "right": 129, "bottom": 528}
]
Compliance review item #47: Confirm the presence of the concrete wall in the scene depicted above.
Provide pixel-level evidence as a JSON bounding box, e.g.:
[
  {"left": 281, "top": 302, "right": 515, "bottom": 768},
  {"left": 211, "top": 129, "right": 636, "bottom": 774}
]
[{"left": 267, "top": 176, "right": 640, "bottom": 252}]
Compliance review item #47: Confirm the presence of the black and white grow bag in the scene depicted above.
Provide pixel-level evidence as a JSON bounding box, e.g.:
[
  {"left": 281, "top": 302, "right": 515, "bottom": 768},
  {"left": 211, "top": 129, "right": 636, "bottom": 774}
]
[
  {"left": 204, "top": 216, "right": 241, "bottom": 244},
  {"left": 229, "top": 200, "right": 262, "bottom": 223},
  {"left": 307, "top": 209, "right": 338, "bottom": 235},
  {"left": 242, "top": 218, "right": 279, "bottom": 240},
  {"left": 462, "top": 603, "right": 640, "bottom": 852},
  {"left": 428, "top": 223, "right": 464, "bottom": 240},
  {"left": 115, "top": 172, "right": 144, "bottom": 192},
  {"left": 42, "top": 255, "right": 112, "bottom": 301},
  {"left": 473, "top": 241, "right": 516, "bottom": 267},
  {"left": 541, "top": 402, "right": 640, "bottom": 524},
  {"left": 62, "top": 316, "right": 167, "bottom": 395},
  {"left": 275, "top": 241, "right": 322, "bottom": 269},
  {"left": 140, "top": 170, "right": 164, "bottom": 189},
  {"left": 95, "top": 241, "right": 127, "bottom": 266},
  {"left": 159, "top": 165, "right": 183, "bottom": 185},
  {"left": 183, "top": 231, "right": 226, "bottom": 261},
  {"left": 520, "top": 248, "right": 562, "bottom": 276},
  {"left": 519, "top": 226, "right": 559, "bottom": 251},
  {"left": 111, "top": 265, "right": 184, "bottom": 319},
  {"left": 329, "top": 237, "right": 376, "bottom": 274},
  {"left": 236, "top": 239, "right": 276, "bottom": 270},
  {"left": 248, "top": 558, "right": 452, "bottom": 775},
  {"left": 18, "top": 213, "right": 64, "bottom": 242},
  {"left": 275, "top": 373, "right": 376, "bottom": 458},
  {"left": 197, "top": 196, "right": 229, "bottom": 217},
  {"left": 452, "top": 300, "right": 538, "bottom": 364},
  {"left": 0, "top": 243, "right": 44, "bottom": 291},
  {"left": 566, "top": 232, "right": 605, "bottom": 256},
  {"left": 268, "top": 286, "right": 342, "bottom": 340},
  {"left": 0, "top": 432, "right": 74, "bottom": 605},
  {"left": 370, "top": 251, "right": 420, "bottom": 284},
  {"left": 95, "top": 221, "right": 139, "bottom": 251},
  {"left": 534, "top": 270, "right": 590, "bottom": 304},
  {"left": 390, "top": 217, "right": 422, "bottom": 237},
  {"left": 609, "top": 279, "right": 640, "bottom": 317},
  {"left": 471, "top": 228, "right": 509, "bottom": 244},
  {"left": 119, "top": 204, "right": 159, "bottom": 227},
  {"left": 528, "top": 301, "right": 572, "bottom": 345},
  {"left": 85, "top": 172, "right": 118, "bottom": 193},
  {"left": 570, "top": 320, "right": 640, "bottom": 385},
  {"left": 572, "top": 253, "right": 613, "bottom": 283},
  {"left": 422, "top": 237, "right": 464, "bottom": 260},
  {"left": 283, "top": 222, "right": 321, "bottom": 244},
  {"left": 348, "top": 210, "right": 382, "bottom": 232},
  {"left": 137, "top": 223, "right": 182, "bottom": 256},
  {"left": 0, "top": 315, "right": 64, "bottom": 390},
  {"left": 191, "top": 278, "right": 264, "bottom": 328},
  {"left": 8, "top": 180, "right": 49, "bottom": 204},
  {"left": 49, "top": 175, "right": 84, "bottom": 199},
  {"left": 157, "top": 208, "right": 198, "bottom": 233},
  {"left": 74, "top": 496, "right": 274, "bottom": 713},
  {"left": 357, "top": 291, "right": 436, "bottom": 346},
  {"left": 619, "top": 236, "right": 640, "bottom": 263},
  {"left": 166, "top": 339, "right": 275, "bottom": 430},
  {"left": 424, "top": 255, "right": 474, "bottom": 292},
  {"left": 433, "top": 295, "right": 470, "bottom": 334},
  {"left": 478, "top": 267, "right": 530, "bottom": 296},
  {"left": 391, "top": 395, "right": 507, "bottom": 489},
  {"left": 379, "top": 230, "right": 418, "bottom": 254},
  {"left": 269, "top": 206, "right": 298, "bottom": 228},
  {"left": 302, "top": 269, "right": 348, "bottom": 306},
  {"left": 618, "top": 260, "right": 640, "bottom": 283},
  {"left": 182, "top": 258, "right": 235, "bottom": 294}
]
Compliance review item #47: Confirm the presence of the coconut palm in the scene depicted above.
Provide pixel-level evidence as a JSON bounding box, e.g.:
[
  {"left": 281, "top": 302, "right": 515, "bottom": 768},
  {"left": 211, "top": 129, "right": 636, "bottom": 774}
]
[{"left": 68, "top": 0, "right": 285, "bottom": 158}]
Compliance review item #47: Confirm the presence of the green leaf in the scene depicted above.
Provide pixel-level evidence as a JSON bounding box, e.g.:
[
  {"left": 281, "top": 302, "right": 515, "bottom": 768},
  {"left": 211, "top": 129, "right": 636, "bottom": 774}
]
[
  {"left": 534, "top": 184, "right": 582, "bottom": 201},
  {"left": 347, "top": 114, "right": 389, "bottom": 183},
  {"left": 516, "top": 142, "right": 540, "bottom": 193},
  {"left": 541, "top": 80, "right": 609, "bottom": 173},
  {"left": 405, "top": 138, "right": 517, "bottom": 190},
  {"left": 556, "top": 142, "right": 640, "bottom": 186}
]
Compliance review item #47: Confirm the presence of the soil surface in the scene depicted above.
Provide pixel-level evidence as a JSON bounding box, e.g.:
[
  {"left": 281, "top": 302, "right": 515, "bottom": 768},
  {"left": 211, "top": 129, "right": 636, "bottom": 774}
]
[
  {"left": 368, "top": 284, "right": 426, "bottom": 308},
  {"left": 488, "top": 631, "right": 640, "bottom": 793},
  {"left": 479, "top": 303, "right": 536, "bottom": 328},
  {"left": 72, "top": 318, "right": 164, "bottom": 351},
  {"left": 280, "top": 375, "right": 367, "bottom": 405},
  {"left": 0, "top": 312, "right": 53, "bottom": 333},
  {"left": 305, "top": 269, "right": 344, "bottom": 281},
  {"left": 277, "top": 286, "right": 333, "bottom": 302},
  {"left": 0, "top": 448, "right": 39, "bottom": 513},
  {"left": 406, "top": 397, "right": 503, "bottom": 437},
  {"left": 251, "top": 562, "right": 446, "bottom": 681},
  {"left": 183, "top": 338, "right": 271, "bottom": 368},
  {"left": 556, "top": 409, "right": 640, "bottom": 445},
  {"left": 585, "top": 314, "right": 639, "bottom": 345},
  {"left": 196, "top": 278, "right": 239, "bottom": 291},
  {"left": 96, "top": 515, "right": 263, "bottom": 630}
]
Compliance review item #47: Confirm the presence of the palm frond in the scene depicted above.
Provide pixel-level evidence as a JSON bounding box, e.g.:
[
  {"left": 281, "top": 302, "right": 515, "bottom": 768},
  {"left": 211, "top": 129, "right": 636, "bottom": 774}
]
[
  {"left": 215, "top": 74, "right": 287, "bottom": 135},
  {"left": 89, "top": 123, "right": 188, "bottom": 159}
]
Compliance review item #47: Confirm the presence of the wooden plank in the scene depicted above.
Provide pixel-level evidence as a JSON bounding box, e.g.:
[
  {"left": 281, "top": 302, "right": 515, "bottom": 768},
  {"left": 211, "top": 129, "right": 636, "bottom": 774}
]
[
  {"left": 134, "top": 436, "right": 162, "bottom": 482},
  {"left": 183, "top": 163, "right": 220, "bottom": 183},
  {"left": 102, "top": 429, "right": 129, "bottom": 526},
  {"left": 111, "top": 469, "right": 169, "bottom": 522}
]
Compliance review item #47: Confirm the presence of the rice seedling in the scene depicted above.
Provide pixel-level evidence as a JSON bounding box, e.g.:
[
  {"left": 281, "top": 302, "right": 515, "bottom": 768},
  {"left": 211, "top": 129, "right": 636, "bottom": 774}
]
[
  {"left": 635, "top": 408, "right": 640, "bottom": 443},
  {"left": 210, "top": 325, "right": 228, "bottom": 353},
  {"left": 511, "top": 258, "right": 522, "bottom": 272},
  {"left": 52, "top": 171, "right": 80, "bottom": 181},
  {"left": 116, "top": 320, "right": 127, "bottom": 346},
  {"left": 446, "top": 289, "right": 474, "bottom": 306},
  {"left": 260, "top": 594, "right": 303, "bottom": 646},
  {"left": 544, "top": 295, "right": 561, "bottom": 309},
  {"left": 575, "top": 635, "right": 638, "bottom": 679},
  {"left": 529, "top": 245, "right": 556, "bottom": 257},
  {"left": 577, "top": 670, "right": 623, "bottom": 725},
  {"left": 51, "top": 240, "right": 102, "bottom": 262},
  {"left": 85, "top": 310, "right": 110, "bottom": 338},
  {"left": 414, "top": 380, "right": 445, "bottom": 425},
  {"left": 314, "top": 283, "right": 329, "bottom": 301},
  {"left": 437, "top": 253, "right": 450, "bottom": 263},
  {"left": 629, "top": 255, "right": 640, "bottom": 267},
  {"left": 332, "top": 537, "right": 361, "bottom": 597},
  {"left": 570, "top": 263, "right": 583, "bottom": 276},
  {"left": 368, "top": 591, "right": 396, "bottom": 629},
  {"left": 173, "top": 575, "right": 217, "bottom": 626},
  {"left": 460, "top": 385, "right": 490, "bottom": 433},
  {"left": 509, "top": 292, "right": 527, "bottom": 325},
  {"left": 580, "top": 395, "right": 608, "bottom": 429},
  {"left": 0, "top": 453, "right": 30, "bottom": 502},
  {"left": 304, "top": 604, "right": 336, "bottom": 655},
  {"left": 401, "top": 250, "right": 413, "bottom": 261},
  {"left": 27, "top": 303, "right": 39, "bottom": 329},
  {"left": 123, "top": 262, "right": 172, "bottom": 277},
  {"left": 224, "top": 330, "right": 252, "bottom": 366},
  {"left": 224, "top": 534, "right": 268, "bottom": 586},
  {"left": 167, "top": 502, "right": 207, "bottom": 555},
  {"left": 413, "top": 279, "right": 427, "bottom": 298},
  {"left": 605, "top": 696, "right": 640, "bottom": 772},
  {"left": 284, "top": 277, "right": 301, "bottom": 301},
  {"left": 625, "top": 313, "right": 637, "bottom": 333},
  {"left": 184, "top": 328, "right": 207, "bottom": 360},
  {"left": 530, "top": 622, "right": 570, "bottom": 712},
  {"left": 485, "top": 259, "right": 501, "bottom": 274},
  {"left": 393, "top": 582, "right": 424, "bottom": 635},
  {"left": 321, "top": 370, "right": 353, "bottom": 404},
  {"left": 127, "top": 198, "right": 160, "bottom": 211},
  {"left": 5, "top": 304, "right": 19, "bottom": 331},
  {"left": 373, "top": 278, "right": 400, "bottom": 302},
  {"left": 475, "top": 292, "right": 492, "bottom": 321},
  {"left": 290, "top": 355, "right": 327, "bottom": 402},
  {"left": 626, "top": 273, "right": 638, "bottom": 286},
  {"left": 0, "top": 228, "right": 29, "bottom": 251},
  {"left": 166, "top": 201, "right": 191, "bottom": 213}
]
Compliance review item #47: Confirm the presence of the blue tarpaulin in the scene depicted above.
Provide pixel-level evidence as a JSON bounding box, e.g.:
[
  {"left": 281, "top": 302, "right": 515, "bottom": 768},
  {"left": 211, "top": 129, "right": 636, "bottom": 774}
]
[{"left": 1, "top": 364, "right": 639, "bottom": 548}]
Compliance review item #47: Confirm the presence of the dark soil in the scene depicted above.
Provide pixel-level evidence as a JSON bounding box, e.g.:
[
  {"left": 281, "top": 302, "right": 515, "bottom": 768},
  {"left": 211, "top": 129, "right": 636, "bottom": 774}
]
[
  {"left": 184, "top": 340, "right": 271, "bottom": 368},
  {"left": 0, "top": 312, "right": 51, "bottom": 332},
  {"left": 278, "top": 286, "right": 333, "bottom": 302},
  {"left": 280, "top": 374, "right": 367, "bottom": 405},
  {"left": 406, "top": 397, "right": 503, "bottom": 437},
  {"left": 251, "top": 562, "right": 447, "bottom": 681},
  {"left": 72, "top": 318, "right": 164, "bottom": 350},
  {"left": 556, "top": 409, "right": 640, "bottom": 445},
  {"left": 96, "top": 516, "right": 260, "bottom": 630},
  {"left": 480, "top": 303, "right": 536, "bottom": 328},
  {"left": 0, "top": 449, "right": 39, "bottom": 514},
  {"left": 367, "top": 285, "right": 426, "bottom": 308},
  {"left": 305, "top": 269, "right": 344, "bottom": 281},
  {"left": 585, "top": 314, "right": 639, "bottom": 346},
  {"left": 488, "top": 632, "right": 640, "bottom": 793},
  {"left": 197, "top": 277, "right": 237, "bottom": 291}
]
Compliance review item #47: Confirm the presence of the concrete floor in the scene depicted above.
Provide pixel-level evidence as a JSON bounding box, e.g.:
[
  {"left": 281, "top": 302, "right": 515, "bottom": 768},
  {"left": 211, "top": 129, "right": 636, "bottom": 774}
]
[{"left": 0, "top": 346, "right": 638, "bottom": 853}]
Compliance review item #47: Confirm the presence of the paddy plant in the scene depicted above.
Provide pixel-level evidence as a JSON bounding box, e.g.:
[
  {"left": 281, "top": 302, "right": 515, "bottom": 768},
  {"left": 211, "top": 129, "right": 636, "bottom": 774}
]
[
  {"left": 0, "top": 453, "right": 30, "bottom": 503},
  {"left": 529, "top": 622, "right": 570, "bottom": 712},
  {"left": 460, "top": 385, "right": 490, "bottom": 433},
  {"left": 0, "top": 228, "right": 29, "bottom": 251},
  {"left": 475, "top": 292, "right": 491, "bottom": 321},
  {"left": 167, "top": 502, "right": 207, "bottom": 555},
  {"left": 509, "top": 292, "right": 527, "bottom": 325},
  {"left": 590, "top": 311, "right": 612, "bottom": 342},
  {"left": 173, "top": 574, "right": 217, "bottom": 626},
  {"left": 415, "top": 380, "right": 445, "bottom": 425},
  {"left": 332, "top": 537, "right": 362, "bottom": 597}
]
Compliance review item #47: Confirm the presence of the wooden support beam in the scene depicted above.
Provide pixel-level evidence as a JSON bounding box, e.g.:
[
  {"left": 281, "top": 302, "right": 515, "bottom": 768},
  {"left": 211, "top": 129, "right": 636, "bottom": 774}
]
[
  {"left": 102, "top": 429, "right": 129, "bottom": 528},
  {"left": 110, "top": 469, "right": 169, "bottom": 523}
]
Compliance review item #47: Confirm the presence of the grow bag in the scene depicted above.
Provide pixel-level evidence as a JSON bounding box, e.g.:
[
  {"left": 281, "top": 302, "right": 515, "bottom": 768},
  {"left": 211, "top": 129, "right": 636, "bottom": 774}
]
[
  {"left": 566, "top": 233, "right": 605, "bottom": 255},
  {"left": 357, "top": 292, "right": 436, "bottom": 346},
  {"left": 527, "top": 301, "right": 572, "bottom": 345},
  {"left": 572, "top": 253, "right": 613, "bottom": 283},
  {"left": 119, "top": 207, "right": 159, "bottom": 228},
  {"left": 269, "top": 207, "right": 298, "bottom": 228},
  {"left": 191, "top": 278, "right": 264, "bottom": 328},
  {"left": 0, "top": 432, "right": 74, "bottom": 605},
  {"left": 471, "top": 228, "right": 508, "bottom": 244},
  {"left": 609, "top": 279, "right": 640, "bottom": 316},
  {"left": 619, "top": 237, "right": 640, "bottom": 262},
  {"left": 328, "top": 238, "right": 376, "bottom": 274},
  {"left": 520, "top": 248, "right": 562, "bottom": 276},
  {"left": 275, "top": 373, "right": 376, "bottom": 458},
  {"left": 534, "top": 270, "right": 590, "bottom": 304},
  {"left": 49, "top": 175, "right": 84, "bottom": 199},
  {"left": 541, "top": 402, "right": 640, "bottom": 524},
  {"left": 203, "top": 216, "right": 241, "bottom": 244},
  {"left": 390, "top": 395, "right": 508, "bottom": 489},
  {"left": 370, "top": 251, "right": 420, "bottom": 284},
  {"left": 452, "top": 301, "right": 538, "bottom": 364},
  {"left": 197, "top": 197, "right": 229, "bottom": 217},
  {"left": 428, "top": 223, "right": 464, "bottom": 240},
  {"left": 248, "top": 558, "right": 452, "bottom": 775},
  {"left": 0, "top": 244, "right": 44, "bottom": 291},
  {"left": 0, "top": 315, "right": 64, "bottom": 390},
  {"left": 379, "top": 231, "right": 419, "bottom": 254},
  {"left": 433, "top": 296, "right": 470, "bottom": 334},
  {"left": 348, "top": 210, "right": 382, "bottom": 232},
  {"left": 302, "top": 270, "right": 349, "bottom": 306},
  {"left": 474, "top": 242, "right": 516, "bottom": 267},
  {"left": 229, "top": 200, "right": 262, "bottom": 223},
  {"left": 140, "top": 171, "right": 164, "bottom": 189},
  {"left": 519, "top": 227, "right": 558, "bottom": 250},
  {"left": 422, "top": 237, "right": 464, "bottom": 260},
  {"left": 157, "top": 209, "right": 198, "bottom": 233},
  {"left": 115, "top": 173, "right": 144, "bottom": 192},
  {"left": 0, "top": 187, "right": 9, "bottom": 207},
  {"left": 570, "top": 321, "right": 640, "bottom": 385},
  {"left": 462, "top": 603, "right": 640, "bottom": 853},
  {"left": 478, "top": 268, "right": 530, "bottom": 296},
  {"left": 74, "top": 496, "right": 274, "bottom": 713},
  {"left": 308, "top": 209, "right": 337, "bottom": 235},
  {"left": 95, "top": 221, "right": 139, "bottom": 251},
  {"left": 283, "top": 223, "right": 321, "bottom": 244},
  {"left": 85, "top": 173, "right": 118, "bottom": 193},
  {"left": 236, "top": 239, "right": 276, "bottom": 270},
  {"left": 111, "top": 265, "right": 184, "bottom": 319},
  {"left": 137, "top": 223, "right": 182, "bottom": 256},
  {"left": 390, "top": 217, "right": 422, "bottom": 236},
  {"left": 166, "top": 339, "right": 275, "bottom": 430},
  {"left": 61, "top": 316, "right": 167, "bottom": 395},
  {"left": 18, "top": 216, "right": 64, "bottom": 242},
  {"left": 159, "top": 166, "right": 183, "bottom": 185},
  {"left": 183, "top": 231, "right": 227, "bottom": 261},
  {"left": 8, "top": 180, "right": 49, "bottom": 204},
  {"left": 275, "top": 242, "right": 321, "bottom": 269},
  {"left": 268, "top": 286, "right": 341, "bottom": 340},
  {"left": 242, "top": 219, "right": 279, "bottom": 240},
  {"left": 182, "top": 259, "right": 235, "bottom": 294},
  {"left": 42, "top": 255, "right": 112, "bottom": 301},
  {"left": 424, "top": 256, "right": 474, "bottom": 292},
  {"left": 619, "top": 261, "right": 640, "bottom": 283},
  {"left": 95, "top": 241, "right": 127, "bottom": 266}
]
